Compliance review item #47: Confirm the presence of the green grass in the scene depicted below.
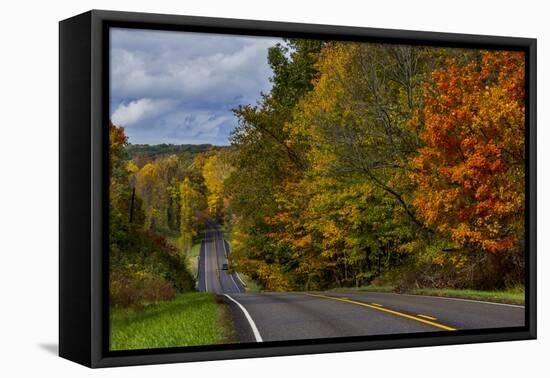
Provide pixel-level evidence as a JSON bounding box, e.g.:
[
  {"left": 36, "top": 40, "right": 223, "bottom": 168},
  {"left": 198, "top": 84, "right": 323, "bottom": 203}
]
[
  {"left": 330, "top": 284, "right": 524, "bottom": 305},
  {"left": 110, "top": 292, "right": 233, "bottom": 351},
  {"left": 189, "top": 242, "right": 201, "bottom": 258},
  {"left": 237, "top": 273, "right": 263, "bottom": 293},
  {"left": 408, "top": 287, "right": 525, "bottom": 305}
]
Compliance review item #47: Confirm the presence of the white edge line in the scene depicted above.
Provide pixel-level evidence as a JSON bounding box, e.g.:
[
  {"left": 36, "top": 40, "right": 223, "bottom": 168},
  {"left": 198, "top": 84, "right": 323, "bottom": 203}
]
[
  {"left": 229, "top": 272, "right": 242, "bottom": 293},
  {"left": 396, "top": 293, "right": 525, "bottom": 308},
  {"left": 222, "top": 235, "right": 228, "bottom": 258},
  {"left": 235, "top": 272, "right": 247, "bottom": 288},
  {"left": 221, "top": 233, "right": 245, "bottom": 292},
  {"left": 223, "top": 294, "right": 263, "bottom": 342},
  {"left": 348, "top": 291, "right": 525, "bottom": 308}
]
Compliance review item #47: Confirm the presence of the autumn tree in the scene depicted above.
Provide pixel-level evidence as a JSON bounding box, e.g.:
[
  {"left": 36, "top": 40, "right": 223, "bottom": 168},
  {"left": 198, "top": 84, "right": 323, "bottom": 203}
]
[
  {"left": 131, "top": 152, "right": 205, "bottom": 235},
  {"left": 108, "top": 122, "right": 195, "bottom": 307},
  {"left": 109, "top": 122, "right": 131, "bottom": 217},
  {"left": 202, "top": 150, "right": 233, "bottom": 220},
  {"left": 135, "top": 162, "right": 161, "bottom": 230},
  {"left": 226, "top": 39, "right": 323, "bottom": 290},
  {"left": 179, "top": 177, "right": 204, "bottom": 254},
  {"left": 227, "top": 41, "right": 440, "bottom": 290},
  {"left": 410, "top": 51, "right": 525, "bottom": 286},
  {"left": 291, "top": 42, "right": 442, "bottom": 228},
  {"left": 253, "top": 42, "right": 442, "bottom": 289},
  {"left": 206, "top": 41, "right": 525, "bottom": 291}
]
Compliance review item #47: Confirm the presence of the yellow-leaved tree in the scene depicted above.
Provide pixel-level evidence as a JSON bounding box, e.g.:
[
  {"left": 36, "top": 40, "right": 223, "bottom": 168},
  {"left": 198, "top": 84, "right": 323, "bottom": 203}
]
[
  {"left": 202, "top": 151, "right": 233, "bottom": 220},
  {"left": 179, "top": 177, "right": 203, "bottom": 254}
]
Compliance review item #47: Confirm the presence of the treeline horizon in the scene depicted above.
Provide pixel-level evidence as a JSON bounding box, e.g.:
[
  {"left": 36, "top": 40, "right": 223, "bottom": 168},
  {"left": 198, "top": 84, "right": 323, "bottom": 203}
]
[
  {"left": 124, "top": 142, "right": 230, "bottom": 161},
  {"left": 109, "top": 38, "right": 525, "bottom": 303}
]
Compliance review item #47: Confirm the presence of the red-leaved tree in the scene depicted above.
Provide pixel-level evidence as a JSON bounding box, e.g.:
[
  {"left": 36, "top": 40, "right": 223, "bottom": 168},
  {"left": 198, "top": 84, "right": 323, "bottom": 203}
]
[{"left": 411, "top": 51, "right": 525, "bottom": 256}]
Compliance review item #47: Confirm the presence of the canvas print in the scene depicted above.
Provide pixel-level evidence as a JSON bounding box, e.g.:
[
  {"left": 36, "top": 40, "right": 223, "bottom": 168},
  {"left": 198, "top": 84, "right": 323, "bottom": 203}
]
[{"left": 108, "top": 28, "right": 526, "bottom": 351}]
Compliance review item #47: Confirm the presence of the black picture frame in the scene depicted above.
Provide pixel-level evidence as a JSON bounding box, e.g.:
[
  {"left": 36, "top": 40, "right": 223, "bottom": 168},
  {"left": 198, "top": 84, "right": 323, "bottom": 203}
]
[{"left": 59, "top": 9, "right": 537, "bottom": 368}]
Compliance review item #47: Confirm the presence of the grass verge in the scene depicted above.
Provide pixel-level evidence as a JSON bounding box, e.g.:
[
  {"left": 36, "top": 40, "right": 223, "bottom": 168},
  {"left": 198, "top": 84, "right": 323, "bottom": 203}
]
[
  {"left": 330, "top": 285, "right": 395, "bottom": 293},
  {"left": 110, "top": 292, "right": 233, "bottom": 351},
  {"left": 237, "top": 273, "right": 263, "bottom": 293},
  {"left": 331, "top": 285, "right": 524, "bottom": 305},
  {"left": 408, "top": 287, "right": 525, "bottom": 305}
]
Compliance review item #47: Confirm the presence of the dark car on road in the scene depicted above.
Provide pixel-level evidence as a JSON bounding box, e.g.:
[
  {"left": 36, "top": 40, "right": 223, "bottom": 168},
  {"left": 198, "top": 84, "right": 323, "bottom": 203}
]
[{"left": 221, "top": 263, "right": 228, "bottom": 270}]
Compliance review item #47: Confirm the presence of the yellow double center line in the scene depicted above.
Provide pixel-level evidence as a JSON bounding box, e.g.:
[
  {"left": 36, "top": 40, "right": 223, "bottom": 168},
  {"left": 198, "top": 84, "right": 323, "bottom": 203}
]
[{"left": 305, "top": 293, "right": 456, "bottom": 331}]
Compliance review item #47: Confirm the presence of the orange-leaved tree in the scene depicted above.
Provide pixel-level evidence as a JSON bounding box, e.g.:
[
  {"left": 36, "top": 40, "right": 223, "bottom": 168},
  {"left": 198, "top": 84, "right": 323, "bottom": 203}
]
[{"left": 411, "top": 51, "right": 525, "bottom": 256}]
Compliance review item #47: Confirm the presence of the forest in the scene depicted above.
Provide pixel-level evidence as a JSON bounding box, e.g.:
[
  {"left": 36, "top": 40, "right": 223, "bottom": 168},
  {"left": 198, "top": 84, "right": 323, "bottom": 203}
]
[{"left": 109, "top": 39, "right": 525, "bottom": 310}]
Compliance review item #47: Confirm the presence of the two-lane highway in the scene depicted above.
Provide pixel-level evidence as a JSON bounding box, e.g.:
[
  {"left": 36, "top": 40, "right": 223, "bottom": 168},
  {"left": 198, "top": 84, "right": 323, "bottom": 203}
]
[
  {"left": 197, "top": 222, "right": 245, "bottom": 294},
  {"left": 197, "top": 222, "right": 525, "bottom": 343}
]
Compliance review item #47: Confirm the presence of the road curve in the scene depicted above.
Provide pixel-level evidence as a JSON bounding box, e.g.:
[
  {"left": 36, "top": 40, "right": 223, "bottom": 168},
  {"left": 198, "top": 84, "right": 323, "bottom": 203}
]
[
  {"left": 197, "top": 222, "right": 524, "bottom": 343},
  {"left": 225, "top": 291, "right": 524, "bottom": 342}
]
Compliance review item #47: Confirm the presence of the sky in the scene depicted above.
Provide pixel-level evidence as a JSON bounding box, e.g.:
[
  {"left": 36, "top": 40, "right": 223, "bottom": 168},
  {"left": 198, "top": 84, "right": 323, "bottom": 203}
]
[{"left": 110, "top": 28, "right": 282, "bottom": 145}]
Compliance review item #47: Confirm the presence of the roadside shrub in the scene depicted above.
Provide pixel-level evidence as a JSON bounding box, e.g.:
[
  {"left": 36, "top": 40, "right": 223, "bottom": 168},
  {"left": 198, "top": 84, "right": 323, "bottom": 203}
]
[
  {"left": 110, "top": 268, "right": 176, "bottom": 309},
  {"left": 384, "top": 242, "right": 524, "bottom": 292},
  {"left": 110, "top": 226, "right": 196, "bottom": 295}
]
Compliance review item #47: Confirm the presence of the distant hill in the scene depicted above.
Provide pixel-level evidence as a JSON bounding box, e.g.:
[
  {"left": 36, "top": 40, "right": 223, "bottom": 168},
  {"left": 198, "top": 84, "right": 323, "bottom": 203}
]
[{"left": 124, "top": 143, "right": 227, "bottom": 160}]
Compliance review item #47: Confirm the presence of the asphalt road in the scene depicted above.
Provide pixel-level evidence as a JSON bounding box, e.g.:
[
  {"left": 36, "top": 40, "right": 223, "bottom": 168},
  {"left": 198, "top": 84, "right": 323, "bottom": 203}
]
[
  {"left": 197, "top": 222, "right": 245, "bottom": 294},
  {"left": 229, "top": 291, "right": 525, "bottom": 342},
  {"left": 197, "top": 223, "right": 525, "bottom": 343}
]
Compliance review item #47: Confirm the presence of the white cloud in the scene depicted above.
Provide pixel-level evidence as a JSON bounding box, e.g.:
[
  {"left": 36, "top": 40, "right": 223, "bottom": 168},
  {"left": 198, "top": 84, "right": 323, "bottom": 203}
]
[
  {"left": 111, "top": 37, "right": 277, "bottom": 103},
  {"left": 111, "top": 98, "right": 176, "bottom": 127},
  {"left": 109, "top": 28, "right": 282, "bottom": 144}
]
